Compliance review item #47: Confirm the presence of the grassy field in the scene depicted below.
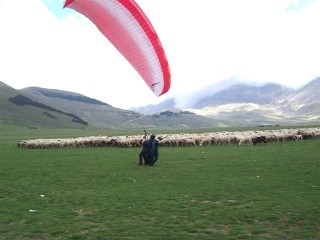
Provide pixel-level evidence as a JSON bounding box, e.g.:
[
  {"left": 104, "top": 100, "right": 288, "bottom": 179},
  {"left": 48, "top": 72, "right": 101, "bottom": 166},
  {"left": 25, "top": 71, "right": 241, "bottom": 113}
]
[{"left": 0, "top": 127, "right": 319, "bottom": 239}]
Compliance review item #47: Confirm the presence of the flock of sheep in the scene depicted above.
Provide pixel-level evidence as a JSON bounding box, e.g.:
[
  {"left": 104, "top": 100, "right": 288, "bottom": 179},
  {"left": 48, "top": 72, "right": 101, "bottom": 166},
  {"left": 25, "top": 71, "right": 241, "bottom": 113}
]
[{"left": 18, "top": 127, "right": 319, "bottom": 149}]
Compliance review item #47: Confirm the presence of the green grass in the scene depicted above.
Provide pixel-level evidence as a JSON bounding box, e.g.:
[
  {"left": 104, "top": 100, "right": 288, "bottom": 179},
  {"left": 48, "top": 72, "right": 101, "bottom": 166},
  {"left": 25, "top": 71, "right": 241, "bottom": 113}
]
[{"left": 0, "top": 128, "right": 319, "bottom": 239}]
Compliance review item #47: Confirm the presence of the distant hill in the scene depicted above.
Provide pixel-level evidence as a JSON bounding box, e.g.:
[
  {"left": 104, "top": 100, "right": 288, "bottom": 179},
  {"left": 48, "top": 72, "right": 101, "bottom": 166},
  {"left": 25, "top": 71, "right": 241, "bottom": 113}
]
[
  {"left": 0, "top": 82, "right": 219, "bottom": 129},
  {"left": 130, "top": 98, "right": 175, "bottom": 115}
]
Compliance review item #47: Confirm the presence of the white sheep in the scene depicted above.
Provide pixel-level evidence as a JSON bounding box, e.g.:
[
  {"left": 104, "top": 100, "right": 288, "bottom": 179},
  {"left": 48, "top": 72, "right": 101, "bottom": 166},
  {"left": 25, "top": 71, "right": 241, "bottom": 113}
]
[{"left": 238, "top": 136, "right": 253, "bottom": 146}]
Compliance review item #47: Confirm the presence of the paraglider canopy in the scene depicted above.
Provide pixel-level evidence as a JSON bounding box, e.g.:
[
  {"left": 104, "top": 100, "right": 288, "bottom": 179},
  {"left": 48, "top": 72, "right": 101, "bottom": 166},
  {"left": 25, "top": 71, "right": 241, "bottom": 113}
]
[{"left": 64, "top": 0, "right": 171, "bottom": 96}]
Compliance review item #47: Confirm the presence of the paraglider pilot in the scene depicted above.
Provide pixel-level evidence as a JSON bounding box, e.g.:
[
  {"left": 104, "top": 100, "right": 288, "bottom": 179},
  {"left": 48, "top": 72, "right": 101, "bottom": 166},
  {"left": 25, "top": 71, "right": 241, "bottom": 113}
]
[{"left": 138, "top": 134, "right": 159, "bottom": 166}]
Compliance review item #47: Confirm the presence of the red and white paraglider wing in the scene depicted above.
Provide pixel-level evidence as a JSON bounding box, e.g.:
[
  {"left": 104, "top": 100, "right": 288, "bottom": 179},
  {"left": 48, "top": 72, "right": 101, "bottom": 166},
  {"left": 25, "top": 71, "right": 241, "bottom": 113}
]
[{"left": 64, "top": 0, "right": 170, "bottom": 96}]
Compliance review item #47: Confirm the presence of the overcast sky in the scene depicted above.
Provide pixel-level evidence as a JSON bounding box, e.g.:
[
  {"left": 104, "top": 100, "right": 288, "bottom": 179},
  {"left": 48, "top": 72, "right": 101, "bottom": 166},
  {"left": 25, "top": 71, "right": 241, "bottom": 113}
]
[{"left": 1, "top": 0, "right": 319, "bottom": 109}]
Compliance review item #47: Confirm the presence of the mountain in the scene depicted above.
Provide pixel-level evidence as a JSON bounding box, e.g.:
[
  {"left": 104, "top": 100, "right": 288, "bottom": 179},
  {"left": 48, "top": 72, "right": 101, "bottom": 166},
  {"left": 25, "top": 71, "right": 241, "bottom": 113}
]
[
  {"left": 193, "top": 83, "right": 294, "bottom": 108},
  {"left": 187, "top": 78, "right": 320, "bottom": 125},
  {"left": 130, "top": 78, "right": 320, "bottom": 126},
  {"left": 278, "top": 78, "right": 320, "bottom": 116},
  {"left": 130, "top": 98, "right": 176, "bottom": 115},
  {"left": 1, "top": 79, "right": 319, "bottom": 129},
  {"left": 0, "top": 82, "right": 219, "bottom": 129}
]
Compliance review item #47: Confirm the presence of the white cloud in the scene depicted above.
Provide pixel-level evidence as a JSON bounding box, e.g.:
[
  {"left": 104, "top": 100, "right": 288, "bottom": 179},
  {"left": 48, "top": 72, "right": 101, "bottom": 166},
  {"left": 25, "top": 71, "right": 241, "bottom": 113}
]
[{"left": 0, "top": 0, "right": 319, "bottom": 109}]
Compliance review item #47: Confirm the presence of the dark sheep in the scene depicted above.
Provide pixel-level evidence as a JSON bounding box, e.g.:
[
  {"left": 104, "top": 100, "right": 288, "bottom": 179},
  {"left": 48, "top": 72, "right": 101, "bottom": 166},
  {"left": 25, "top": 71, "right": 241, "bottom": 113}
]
[{"left": 252, "top": 136, "right": 268, "bottom": 146}]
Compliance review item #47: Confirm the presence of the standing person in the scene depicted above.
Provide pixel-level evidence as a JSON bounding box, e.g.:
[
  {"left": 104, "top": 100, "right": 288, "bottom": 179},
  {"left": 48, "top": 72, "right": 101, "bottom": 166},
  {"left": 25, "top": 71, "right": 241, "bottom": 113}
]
[
  {"left": 150, "top": 134, "right": 159, "bottom": 165},
  {"left": 138, "top": 134, "right": 159, "bottom": 166}
]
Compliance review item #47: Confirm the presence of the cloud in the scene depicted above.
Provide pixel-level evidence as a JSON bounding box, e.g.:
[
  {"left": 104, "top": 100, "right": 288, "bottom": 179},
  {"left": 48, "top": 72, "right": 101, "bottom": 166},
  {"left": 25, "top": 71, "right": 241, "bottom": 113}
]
[{"left": 0, "top": 0, "right": 319, "bottom": 109}]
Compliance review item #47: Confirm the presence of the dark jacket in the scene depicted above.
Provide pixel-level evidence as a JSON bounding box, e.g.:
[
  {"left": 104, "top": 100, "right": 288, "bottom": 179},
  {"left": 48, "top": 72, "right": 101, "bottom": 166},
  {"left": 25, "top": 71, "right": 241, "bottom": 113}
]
[{"left": 140, "top": 138, "right": 159, "bottom": 165}]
